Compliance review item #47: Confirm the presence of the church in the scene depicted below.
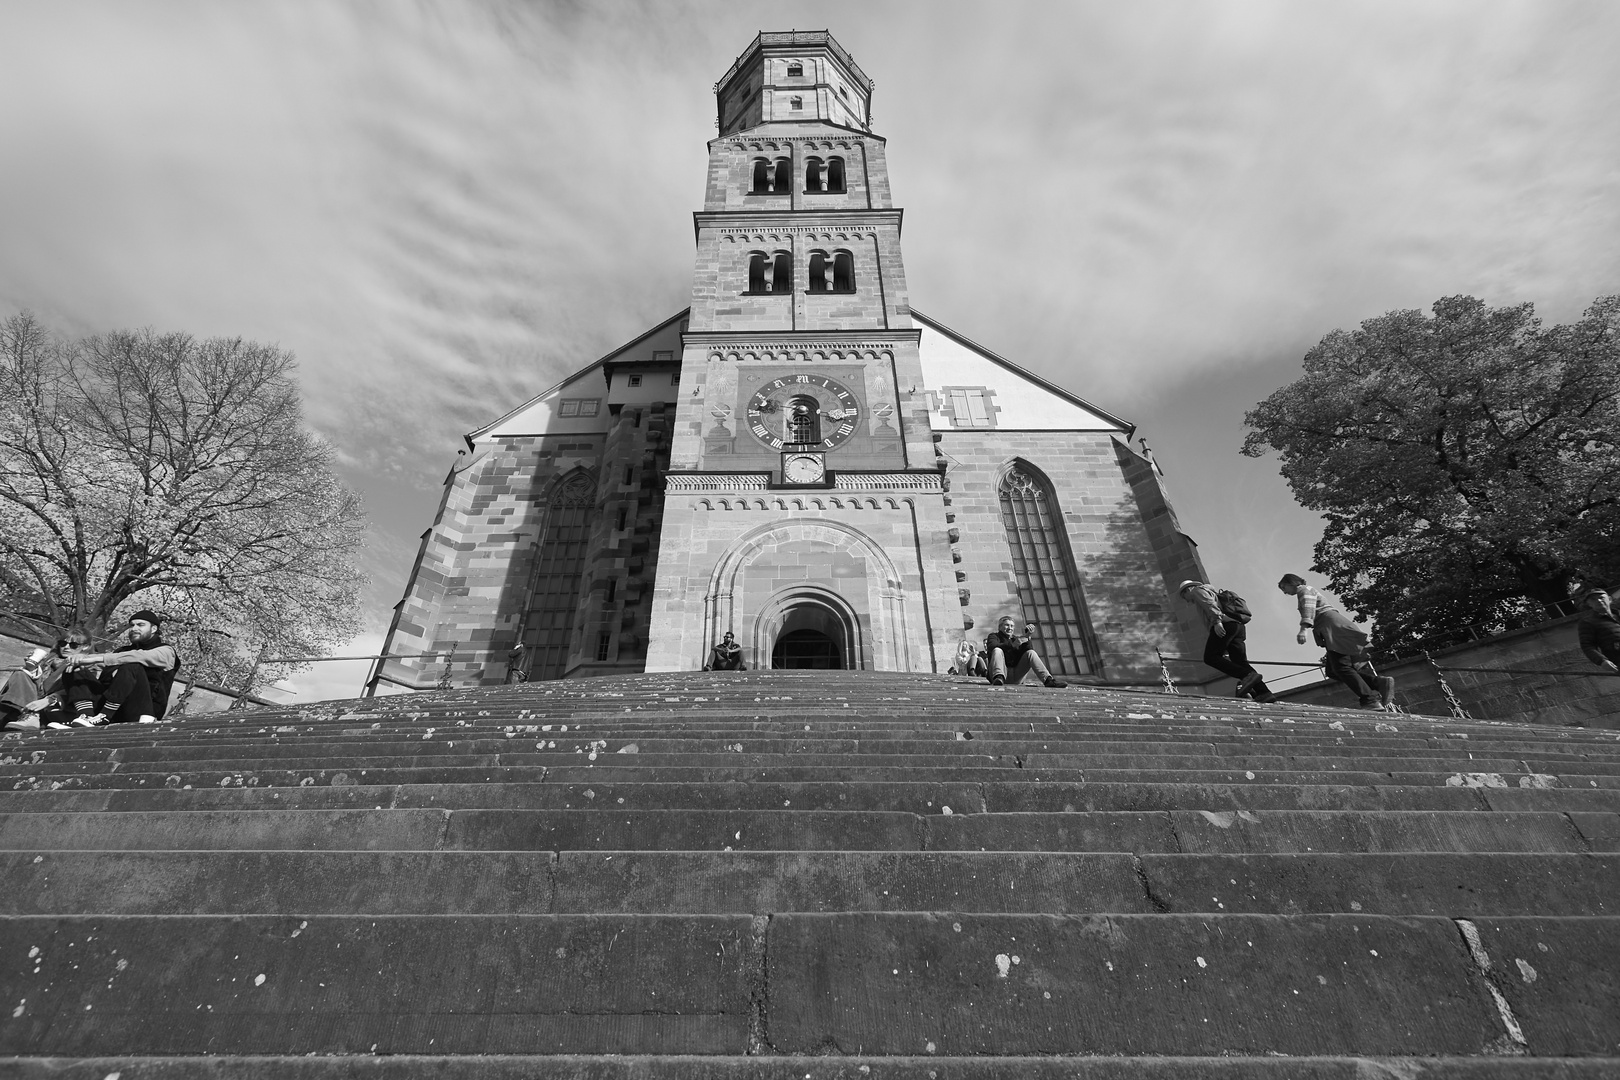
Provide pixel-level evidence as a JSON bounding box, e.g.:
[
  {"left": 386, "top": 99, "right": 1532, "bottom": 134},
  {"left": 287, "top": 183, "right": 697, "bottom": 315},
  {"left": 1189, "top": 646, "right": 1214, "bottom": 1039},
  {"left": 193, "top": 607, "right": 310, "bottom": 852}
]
[{"left": 369, "top": 30, "right": 1210, "bottom": 693}]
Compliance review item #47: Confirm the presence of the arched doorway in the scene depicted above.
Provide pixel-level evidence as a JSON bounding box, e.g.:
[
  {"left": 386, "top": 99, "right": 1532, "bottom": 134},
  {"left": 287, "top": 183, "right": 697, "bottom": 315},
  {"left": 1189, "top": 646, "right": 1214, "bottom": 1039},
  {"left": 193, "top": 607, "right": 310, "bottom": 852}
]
[
  {"left": 757, "top": 591, "right": 858, "bottom": 670},
  {"left": 772, "top": 629, "right": 841, "bottom": 668}
]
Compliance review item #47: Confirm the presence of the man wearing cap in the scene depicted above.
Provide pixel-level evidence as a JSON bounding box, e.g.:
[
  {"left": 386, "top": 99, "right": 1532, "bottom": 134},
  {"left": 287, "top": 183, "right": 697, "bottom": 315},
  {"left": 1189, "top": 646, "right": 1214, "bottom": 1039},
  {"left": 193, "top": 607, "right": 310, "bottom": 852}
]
[
  {"left": 1178, "top": 580, "right": 1275, "bottom": 703},
  {"left": 55, "top": 610, "right": 181, "bottom": 728}
]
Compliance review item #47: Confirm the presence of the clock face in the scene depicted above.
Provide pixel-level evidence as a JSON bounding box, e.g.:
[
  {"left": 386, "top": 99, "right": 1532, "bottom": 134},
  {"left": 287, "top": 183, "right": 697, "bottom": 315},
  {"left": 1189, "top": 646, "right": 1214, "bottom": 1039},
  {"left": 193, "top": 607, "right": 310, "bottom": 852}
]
[
  {"left": 783, "top": 452, "right": 826, "bottom": 484},
  {"left": 745, "top": 374, "right": 860, "bottom": 451}
]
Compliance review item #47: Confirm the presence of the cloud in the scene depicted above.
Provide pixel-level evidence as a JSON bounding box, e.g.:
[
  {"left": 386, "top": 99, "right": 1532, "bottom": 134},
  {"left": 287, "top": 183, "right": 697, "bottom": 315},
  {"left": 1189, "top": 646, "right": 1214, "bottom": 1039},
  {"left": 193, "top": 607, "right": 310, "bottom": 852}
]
[{"left": 3, "top": 0, "right": 1615, "bottom": 684}]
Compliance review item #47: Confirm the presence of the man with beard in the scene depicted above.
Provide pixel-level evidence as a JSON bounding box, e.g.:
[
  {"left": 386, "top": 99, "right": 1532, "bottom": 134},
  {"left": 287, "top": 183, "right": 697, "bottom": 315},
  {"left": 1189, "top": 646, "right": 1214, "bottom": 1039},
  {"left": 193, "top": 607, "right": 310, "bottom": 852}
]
[{"left": 53, "top": 610, "right": 181, "bottom": 728}]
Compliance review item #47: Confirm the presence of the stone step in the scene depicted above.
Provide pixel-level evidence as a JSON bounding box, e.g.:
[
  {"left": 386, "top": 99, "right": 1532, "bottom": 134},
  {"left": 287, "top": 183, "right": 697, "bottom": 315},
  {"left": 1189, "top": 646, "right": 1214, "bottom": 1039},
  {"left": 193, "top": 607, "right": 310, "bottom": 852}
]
[
  {"left": 3, "top": 850, "right": 1613, "bottom": 918},
  {"left": 0, "top": 808, "right": 1596, "bottom": 854},
  {"left": 1, "top": 1057, "right": 1612, "bottom": 1079},
  {"left": 0, "top": 779, "right": 1533, "bottom": 813},
  {"left": 2, "top": 780, "right": 1616, "bottom": 817},
  {"left": 11, "top": 764, "right": 1618, "bottom": 793},
  {"left": 1, "top": 914, "right": 1610, "bottom": 1056}
]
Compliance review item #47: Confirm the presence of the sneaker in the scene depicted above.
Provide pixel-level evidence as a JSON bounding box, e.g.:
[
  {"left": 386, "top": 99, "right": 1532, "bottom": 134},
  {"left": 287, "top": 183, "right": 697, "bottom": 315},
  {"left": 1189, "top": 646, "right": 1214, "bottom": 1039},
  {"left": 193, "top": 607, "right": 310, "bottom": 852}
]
[
  {"left": 1254, "top": 692, "right": 1278, "bottom": 704},
  {"left": 71, "top": 713, "right": 109, "bottom": 728},
  {"left": 46, "top": 721, "right": 73, "bottom": 730},
  {"left": 1043, "top": 676, "right": 1068, "bottom": 688},
  {"left": 988, "top": 674, "right": 1006, "bottom": 686},
  {"left": 1357, "top": 698, "right": 1382, "bottom": 710},
  {"left": 138, "top": 715, "right": 157, "bottom": 724},
  {"left": 4, "top": 711, "right": 41, "bottom": 732},
  {"left": 1377, "top": 677, "right": 1396, "bottom": 710},
  {"left": 1236, "top": 671, "right": 1262, "bottom": 697}
]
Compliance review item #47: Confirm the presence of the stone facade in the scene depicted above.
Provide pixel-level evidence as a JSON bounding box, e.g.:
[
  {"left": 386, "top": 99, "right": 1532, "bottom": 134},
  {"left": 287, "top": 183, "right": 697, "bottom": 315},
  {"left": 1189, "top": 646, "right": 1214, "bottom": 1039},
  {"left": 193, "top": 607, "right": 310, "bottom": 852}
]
[{"left": 375, "top": 31, "right": 1208, "bottom": 690}]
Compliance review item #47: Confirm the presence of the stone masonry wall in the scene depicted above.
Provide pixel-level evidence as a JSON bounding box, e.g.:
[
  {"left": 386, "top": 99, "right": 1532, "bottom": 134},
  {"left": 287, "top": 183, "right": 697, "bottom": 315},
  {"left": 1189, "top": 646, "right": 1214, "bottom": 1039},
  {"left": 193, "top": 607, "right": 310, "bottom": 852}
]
[
  {"left": 1272, "top": 614, "right": 1620, "bottom": 730},
  {"left": 379, "top": 435, "right": 604, "bottom": 689},
  {"left": 937, "top": 430, "right": 1201, "bottom": 683}
]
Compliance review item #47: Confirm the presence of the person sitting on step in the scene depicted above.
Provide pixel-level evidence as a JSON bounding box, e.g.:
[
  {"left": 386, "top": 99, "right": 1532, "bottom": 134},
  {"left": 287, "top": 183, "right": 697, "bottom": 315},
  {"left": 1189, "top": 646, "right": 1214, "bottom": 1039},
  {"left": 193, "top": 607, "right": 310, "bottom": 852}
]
[
  {"left": 984, "top": 616, "right": 1067, "bottom": 688},
  {"left": 1, "top": 635, "right": 81, "bottom": 733},
  {"left": 52, "top": 610, "right": 181, "bottom": 729},
  {"left": 705, "top": 630, "right": 746, "bottom": 672}
]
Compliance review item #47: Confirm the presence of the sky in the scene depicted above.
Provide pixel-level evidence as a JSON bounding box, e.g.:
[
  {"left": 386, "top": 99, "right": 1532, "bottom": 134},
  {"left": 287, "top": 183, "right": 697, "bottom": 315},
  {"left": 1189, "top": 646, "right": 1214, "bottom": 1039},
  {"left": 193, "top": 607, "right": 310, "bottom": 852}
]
[{"left": 2, "top": 0, "right": 1617, "bottom": 700}]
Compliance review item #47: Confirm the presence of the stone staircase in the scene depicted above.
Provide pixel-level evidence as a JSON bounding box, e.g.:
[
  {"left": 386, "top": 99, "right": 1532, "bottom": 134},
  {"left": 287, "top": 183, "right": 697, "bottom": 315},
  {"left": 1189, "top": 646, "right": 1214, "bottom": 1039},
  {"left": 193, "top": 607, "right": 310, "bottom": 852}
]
[{"left": 1, "top": 670, "right": 1617, "bottom": 1076}]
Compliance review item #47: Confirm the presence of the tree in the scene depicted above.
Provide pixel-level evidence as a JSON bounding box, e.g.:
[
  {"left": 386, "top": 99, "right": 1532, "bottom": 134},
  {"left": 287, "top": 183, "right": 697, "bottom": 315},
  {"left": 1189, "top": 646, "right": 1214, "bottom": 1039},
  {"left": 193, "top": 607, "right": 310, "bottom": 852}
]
[
  {"left": 1242, "top": 294, "right": 1620, "bottom": 654},
  {"left": 0, "top": 311, "right": 366, "bottom": 691}
]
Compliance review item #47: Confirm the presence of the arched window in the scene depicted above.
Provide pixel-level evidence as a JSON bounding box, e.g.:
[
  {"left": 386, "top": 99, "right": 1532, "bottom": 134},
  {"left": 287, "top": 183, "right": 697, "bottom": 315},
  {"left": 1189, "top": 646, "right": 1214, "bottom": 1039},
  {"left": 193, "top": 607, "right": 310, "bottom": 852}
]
[
  {"left": 998, "top": 464, "right": 1099, "bottom": 676},
  {"left": 805, "top": 157, "right": 824, "bottom": 193},
  {"left": 832, "top": 250, "right": 854, "bottom": 292},
  {"left": 787, "top": 61, "right": 804, "bottom": 77},
  {"left": 521, "top": 470, "right": 597, "bottom": 681},
  {"left": 787, "top": 396, "right": 821, "bottom": 445},
  {"left": 772, "top": 157, "right": 791, "bottom": 193},
  {"left": 789, "top": 96, "right": 803, "bottom": 111},
  {"left": 826, "top": 156, "right": 846, "bottom": 192},
  {"left": 747, "top": 252, "right": 769, "bottom": 294},
  {"left": 751, "top": 159, "right": 769, "bottom": 193},
  {"left": 771, "top": 251, "right": 792, "bottom": 293},
  {"left": 808, "top": 251, "right": 829, "bottom": 293}
]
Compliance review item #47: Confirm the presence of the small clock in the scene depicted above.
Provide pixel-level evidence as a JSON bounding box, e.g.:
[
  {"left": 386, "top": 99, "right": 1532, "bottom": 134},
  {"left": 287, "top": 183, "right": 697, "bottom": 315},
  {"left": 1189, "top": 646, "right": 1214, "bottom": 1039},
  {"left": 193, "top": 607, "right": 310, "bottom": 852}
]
[
  {"left": 782, "top": 451, "right": 828, "bottom": 485},
  {"left": 746, "top": 374, "right": 861, "bottom": 451}
]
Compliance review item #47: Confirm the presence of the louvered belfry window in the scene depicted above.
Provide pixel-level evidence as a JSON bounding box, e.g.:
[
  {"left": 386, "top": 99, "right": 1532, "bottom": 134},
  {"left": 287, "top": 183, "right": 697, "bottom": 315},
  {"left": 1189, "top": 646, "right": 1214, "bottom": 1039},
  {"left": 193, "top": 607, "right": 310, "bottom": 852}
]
[
  {"left": 998, "top": 466, "right": 1098, "bottom": 676},
  {"left": 524, "top": 471, "right": 596, "bottom": 680}
]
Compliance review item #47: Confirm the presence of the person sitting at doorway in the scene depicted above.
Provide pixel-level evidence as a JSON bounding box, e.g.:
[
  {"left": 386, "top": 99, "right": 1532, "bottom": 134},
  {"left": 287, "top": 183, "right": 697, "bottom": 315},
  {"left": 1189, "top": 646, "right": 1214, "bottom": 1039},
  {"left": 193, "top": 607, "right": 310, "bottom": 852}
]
[
  {"left": 984, "top": 616, "right": 1067, "bottom": 688},
  {"left": 705, "top": 631, "right": 746, "bottom": 672},
  {"left": 54, "top": 610, "right": 181, "bottom": 728}
]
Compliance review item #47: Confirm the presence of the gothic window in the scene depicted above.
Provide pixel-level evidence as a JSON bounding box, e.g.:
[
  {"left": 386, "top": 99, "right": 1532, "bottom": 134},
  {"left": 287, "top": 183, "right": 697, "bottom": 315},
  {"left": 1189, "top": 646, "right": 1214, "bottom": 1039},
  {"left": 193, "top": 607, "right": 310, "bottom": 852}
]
[
  {"left": 522, "top": 471, "right": 596, "bottom": 681},
  {"left": 787, "top": 395, "right": 821, "bottom": 445},
  {"left": 772, "top": 156, "right": 791, "bottom": 193},
  {"left": 751, "top": 159, "right": 769, "bottom": 193},
  {"left": 596, "top": 632, "right": 611, "bottom": 662},
  {"left": 787, "top": 62, "right": 803, "bottom": 77},
  {"left": 805, "top": 157, "right": 824, "bottom": 192},
  {"left": 826, "top": 156, "right": 846, "bottom": 192},
  {"left": 999, "top": 465, "right": 1098, "bottom": 676}
]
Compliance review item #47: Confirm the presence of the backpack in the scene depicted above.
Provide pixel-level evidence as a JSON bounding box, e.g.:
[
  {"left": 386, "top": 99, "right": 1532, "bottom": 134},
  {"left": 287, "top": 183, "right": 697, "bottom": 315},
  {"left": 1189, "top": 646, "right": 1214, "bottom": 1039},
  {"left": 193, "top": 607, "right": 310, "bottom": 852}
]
[{"left": 1216, "top": 589, "right": 1252, "bottom": 624}]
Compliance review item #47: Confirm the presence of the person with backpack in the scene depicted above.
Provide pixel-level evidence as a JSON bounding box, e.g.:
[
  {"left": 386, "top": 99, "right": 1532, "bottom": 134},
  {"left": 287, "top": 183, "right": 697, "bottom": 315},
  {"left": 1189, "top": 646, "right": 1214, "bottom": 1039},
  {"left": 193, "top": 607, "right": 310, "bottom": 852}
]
[
  {"left": 1177, "top": 580, "right": 1274, "bottom": 702},
  {"left": 1277, "top": 574, "right": 1392, "bottom": 710}
]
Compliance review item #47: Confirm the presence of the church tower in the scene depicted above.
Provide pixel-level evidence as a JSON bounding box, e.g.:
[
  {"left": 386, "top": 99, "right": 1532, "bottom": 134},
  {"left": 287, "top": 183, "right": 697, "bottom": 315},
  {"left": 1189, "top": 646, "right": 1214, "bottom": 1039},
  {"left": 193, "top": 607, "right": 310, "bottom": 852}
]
[{"left": 646, "top": 32, "right": 960, "bottom": 671}]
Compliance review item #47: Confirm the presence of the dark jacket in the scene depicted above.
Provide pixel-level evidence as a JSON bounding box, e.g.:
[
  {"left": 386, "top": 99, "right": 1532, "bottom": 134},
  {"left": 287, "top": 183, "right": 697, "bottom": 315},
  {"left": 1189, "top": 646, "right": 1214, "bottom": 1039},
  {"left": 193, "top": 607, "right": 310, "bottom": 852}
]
[
  {"left": 109, "top": 639, "right": 182, "bottom": 719},
  {"left": 986, "top": 631, "right": 1034, "bottom": 659},
  {"left": 1578, "top": 609, "right": 1620, "bottom": 667}
]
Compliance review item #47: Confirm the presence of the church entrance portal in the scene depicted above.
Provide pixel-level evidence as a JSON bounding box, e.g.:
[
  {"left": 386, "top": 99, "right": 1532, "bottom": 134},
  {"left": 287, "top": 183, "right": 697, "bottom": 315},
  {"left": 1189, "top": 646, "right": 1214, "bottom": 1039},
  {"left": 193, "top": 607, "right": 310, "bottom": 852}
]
[
  {"left": 763, "top": 597, "right": 853, "bottom": 670},
  {"left": 772, "top": 629, "right": 842, "bottom": 669}
]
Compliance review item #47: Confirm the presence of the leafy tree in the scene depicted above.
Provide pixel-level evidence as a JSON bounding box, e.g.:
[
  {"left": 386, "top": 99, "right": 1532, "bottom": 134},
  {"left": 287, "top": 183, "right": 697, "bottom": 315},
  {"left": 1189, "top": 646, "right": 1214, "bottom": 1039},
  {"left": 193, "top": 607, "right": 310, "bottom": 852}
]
[
  {"left": 0, "top": 311, "right": 366, "bottom": 691},
  {"left": 1242, "top": 294, "right": 1620, "bottom": 653}
]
